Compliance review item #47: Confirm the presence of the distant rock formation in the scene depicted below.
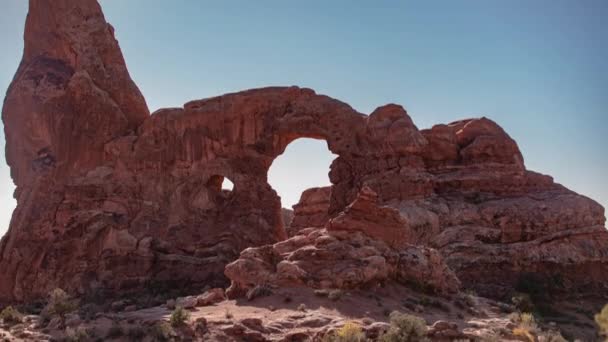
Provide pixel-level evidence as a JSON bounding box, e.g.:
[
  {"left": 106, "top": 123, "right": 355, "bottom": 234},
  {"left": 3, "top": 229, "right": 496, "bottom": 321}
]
[
  {"left": 1, "top": 0, "right": 606, "bottom": 303},
  {"left": 288, "top": 187, "right": 331, "bottom": 236},
  {"left": 281, "top": 208, "right": 294, "bottom": 229}
]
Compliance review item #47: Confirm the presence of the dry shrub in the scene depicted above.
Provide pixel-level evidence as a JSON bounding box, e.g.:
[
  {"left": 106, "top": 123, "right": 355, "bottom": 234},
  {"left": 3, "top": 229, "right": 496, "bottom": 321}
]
[
  {"left": 323, "top": 321, "right": 365, "bottom": 342},
  {"left": 380, "top": 311, "right": 428, "bottom": 342}
]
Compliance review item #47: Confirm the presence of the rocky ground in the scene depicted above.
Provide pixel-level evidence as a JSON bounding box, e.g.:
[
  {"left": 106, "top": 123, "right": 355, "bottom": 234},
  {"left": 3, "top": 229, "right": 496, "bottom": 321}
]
[
  {"left": 1, "top": 0, "right": 607, "bottom": 341},
  {"left": 0, "top": 284, "right": 604, "bottom": 341}
]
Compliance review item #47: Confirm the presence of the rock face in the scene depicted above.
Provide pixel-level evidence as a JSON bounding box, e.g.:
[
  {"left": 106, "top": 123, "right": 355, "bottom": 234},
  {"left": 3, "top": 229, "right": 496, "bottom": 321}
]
[
  {"left": 1, "top": 0, "right": 607, "bottom": 302},
  {"left": 328, "top": 186, "right": 416, "bottom": 248},
  {"left": 225, "top": 187, "right": 460, "bottom": 297},
  {"left": 225, "top": 227, "right": 459, "bottom": 297},
  {"left": 288, "top": 186, "right": 331, "bottom": 236}
]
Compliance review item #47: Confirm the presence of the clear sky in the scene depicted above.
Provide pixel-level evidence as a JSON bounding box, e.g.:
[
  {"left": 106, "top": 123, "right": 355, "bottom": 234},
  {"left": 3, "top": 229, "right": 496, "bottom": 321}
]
[{"left": 1, "top": 0, "right": 607, "bottom": 237}]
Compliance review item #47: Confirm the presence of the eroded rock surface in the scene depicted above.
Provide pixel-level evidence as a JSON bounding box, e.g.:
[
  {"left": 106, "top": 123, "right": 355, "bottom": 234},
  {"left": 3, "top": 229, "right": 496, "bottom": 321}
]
[
  {"left": 287, "top": 186, "right": 331, "bottom": 236},
  {"left": 225, "top": 188, "right": 460, "bottom": 297},
  {"left": 1, "top": 0, "right": 607, "bottom": 303}
]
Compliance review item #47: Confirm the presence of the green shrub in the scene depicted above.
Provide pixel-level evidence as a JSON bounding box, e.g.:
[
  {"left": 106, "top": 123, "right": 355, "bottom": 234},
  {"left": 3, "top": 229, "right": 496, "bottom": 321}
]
[
  {"left": 323, "top": 321, "right": 365, "bottom": 342},
  {"left": 45, "top": 288, "right": 77, "bottom": 320},
  {"left": 512, "top": 293, "right": 535, "bottom": 313},
  {"left": 596, "top": 304, "right": 608, "bottom": 338},
  {"left": 151, "top": 322, "right": 174, "bottom": 341},
  {"left": 0, "top": 306, "right": 23, "bottom": 325},
  {"left": 170, "top": 306, "right": 190, "bottom": 327},
  {"left": 380, "top": 311, "right": 428, "bottom": 342}
]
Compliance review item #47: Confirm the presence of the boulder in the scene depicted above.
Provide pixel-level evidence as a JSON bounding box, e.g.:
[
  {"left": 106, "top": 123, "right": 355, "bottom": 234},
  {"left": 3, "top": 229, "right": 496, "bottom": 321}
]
[
  {"left": 176, "top": 296, "right": 197, "bottom": 309},
  {"left": 196, "top": 288, "right": 226, "bottom": 307}
]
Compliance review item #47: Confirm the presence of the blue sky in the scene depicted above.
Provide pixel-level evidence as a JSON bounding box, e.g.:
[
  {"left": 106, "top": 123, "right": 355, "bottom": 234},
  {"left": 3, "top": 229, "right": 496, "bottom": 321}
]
[{"left": 1, "top": 0, "right": 607, "bottom": 236}]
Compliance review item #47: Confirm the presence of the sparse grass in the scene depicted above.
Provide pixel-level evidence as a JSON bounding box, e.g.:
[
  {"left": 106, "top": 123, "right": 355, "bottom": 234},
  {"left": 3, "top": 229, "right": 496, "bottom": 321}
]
[
  {"left": 596, "top": 304, "right": 608, "bottom": 338},
  {"left": 43, "top": 288, "right": 77, "bottom": 323},
  {"left": 298, "top": 304, "right": 307, "bottom": 312},
  {"left": 170, "top": 306, "right": 190, "bottom": 327},
  {"left": 512, "top": 328, "right": 534, "bottom": 342},
  {"left": 380, "top": 311, "right": 428, "bottom": 342},
  {"left": 0, "top": 306, "right": 23, "bottom": 326},
  {"left": 512, "top": 312, "right": 538, "bottom": 342},
  {"left": 323, "top": 321, "right": 365, "bottom": 342}
]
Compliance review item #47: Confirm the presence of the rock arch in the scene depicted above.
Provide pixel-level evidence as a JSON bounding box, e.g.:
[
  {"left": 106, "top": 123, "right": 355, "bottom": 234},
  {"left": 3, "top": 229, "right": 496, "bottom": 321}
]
[{"left": 1, "top": 0, "right": 607, "bottom": 303}]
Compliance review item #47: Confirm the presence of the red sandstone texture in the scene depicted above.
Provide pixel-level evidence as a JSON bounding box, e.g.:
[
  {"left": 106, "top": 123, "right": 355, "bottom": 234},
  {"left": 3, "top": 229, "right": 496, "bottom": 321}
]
[
  {"left": 225, "top": 187, "right": 460, "bottom": 297},
  {"left": 1, "top": 0, "right": 607, "bottom": 303},
  {"left": 287, "top": 186, "right": 331, "bottom": 236}
]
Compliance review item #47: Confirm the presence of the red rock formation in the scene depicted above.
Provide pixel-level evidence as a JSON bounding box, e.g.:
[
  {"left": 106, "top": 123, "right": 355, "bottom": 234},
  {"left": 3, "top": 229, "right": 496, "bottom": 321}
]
[
  {"left": 328, "top": 187, "right": 416, "bottom": 248},
  {"left": 1, "top": 0, "right": 607, "bottom": 303},
  {"left": 225, "top": 227, "right": 459, "bottom": 297},
  {"left": 225, "top": 186, "right": 460, "bottom": 296},
  {"left": 288, "top": 187, "right": 331, "bottom": 236}
]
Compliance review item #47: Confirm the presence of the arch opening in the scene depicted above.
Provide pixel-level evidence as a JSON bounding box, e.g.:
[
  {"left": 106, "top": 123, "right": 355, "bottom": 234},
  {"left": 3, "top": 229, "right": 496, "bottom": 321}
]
[
  {"left": 206, "top": 175, "right": 235, "bottom": 194},
  {"left": 268, "top": 138, "right": 337, "bottom": 233}
]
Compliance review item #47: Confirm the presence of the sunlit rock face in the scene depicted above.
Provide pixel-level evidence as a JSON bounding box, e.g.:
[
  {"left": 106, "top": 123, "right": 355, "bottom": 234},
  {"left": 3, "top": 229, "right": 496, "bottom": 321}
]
[
  {"left": 1, "top": 0, "right": 607, "bottom": 302},
  {"left": 288, "top": 187, "right": 331, "bottom": 236}
]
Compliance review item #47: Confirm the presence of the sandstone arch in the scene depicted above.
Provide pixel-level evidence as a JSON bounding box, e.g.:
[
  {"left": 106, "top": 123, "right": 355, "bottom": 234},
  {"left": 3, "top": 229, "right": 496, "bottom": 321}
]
[{"left": 0, "top": 0, "right": 607, "bottom": 303}]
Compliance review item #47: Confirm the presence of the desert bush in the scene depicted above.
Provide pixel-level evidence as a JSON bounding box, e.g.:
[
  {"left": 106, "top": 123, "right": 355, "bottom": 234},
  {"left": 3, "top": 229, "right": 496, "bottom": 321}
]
[
  {"left": 44, "top": 288, "right": 77, "bottom": 321},
  {"left": 151, "top": 322, "right": 174, "bottom": 341},
  {"left": 380, "top": 311, "right": 428, "bottom": 342},
  {"left": 323, "top": 321, "right": 365, "bottom": 342},
  {"left": 512, "top": 313, "right": 538, "bottom": 342},
  {"left": 64, "top": 326, "right": 90, "bottom": 342},
  {"left": 170, "top": 306, "right": 190, "bottom": 327},
  {"left": 512, "top": 293, "right": 535, "bottom": 313},
  {"left": 0, "top": 306, "right": 23, "bottom": 325},
  {"left": 596, "top": 304, "right": 608, "bottom": 338}
]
